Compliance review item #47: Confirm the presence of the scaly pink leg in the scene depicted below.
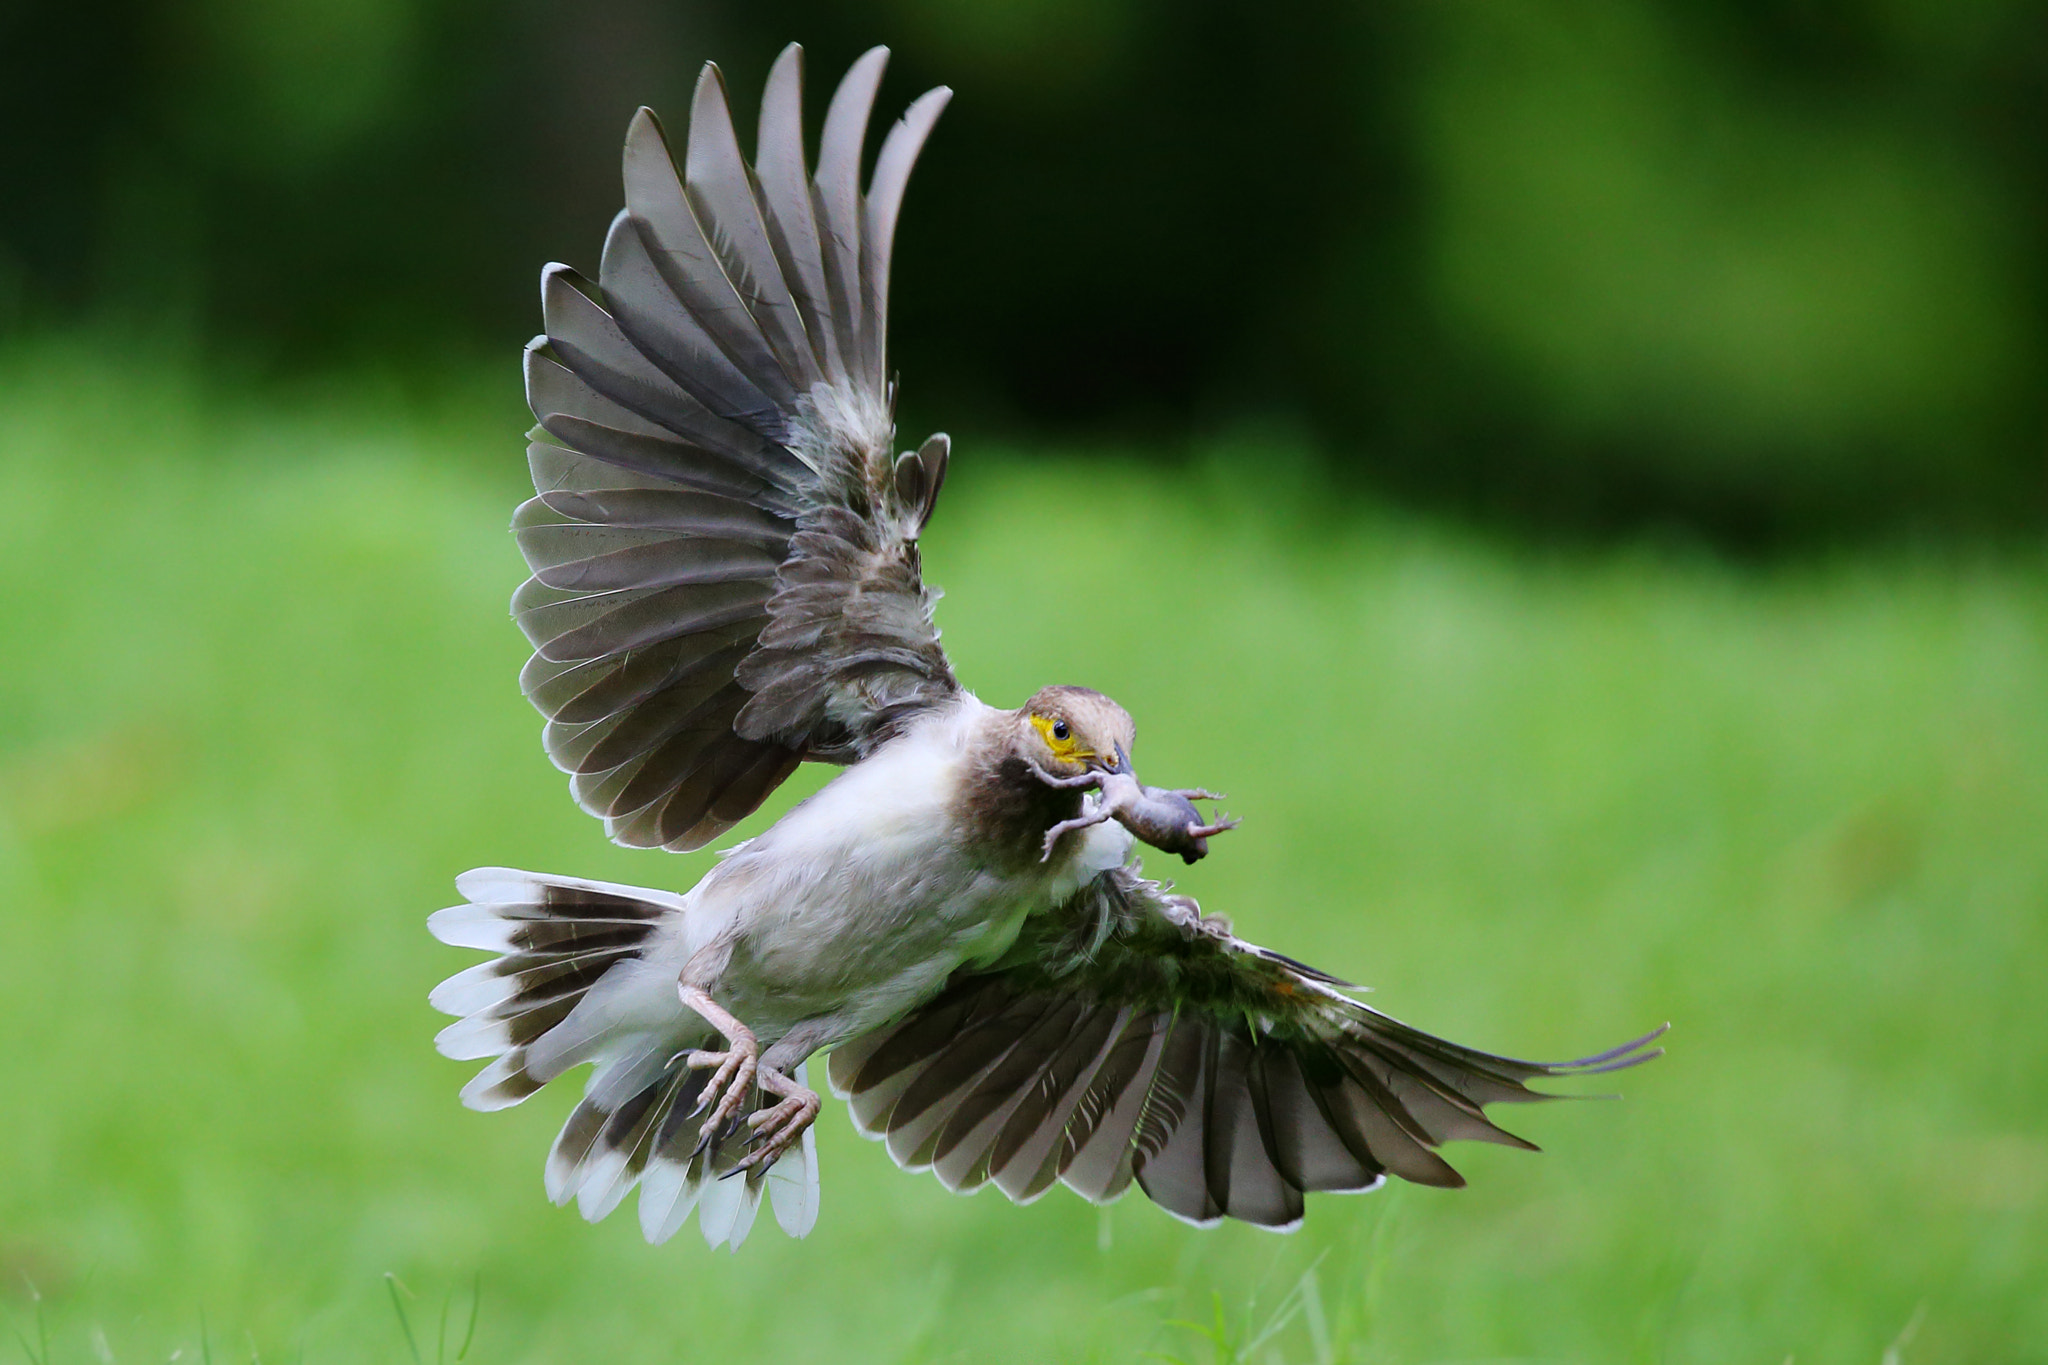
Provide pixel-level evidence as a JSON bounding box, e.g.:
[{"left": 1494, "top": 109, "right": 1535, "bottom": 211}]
[{"left": 677, "top": 984, "right": 759, "bottom": 1151}]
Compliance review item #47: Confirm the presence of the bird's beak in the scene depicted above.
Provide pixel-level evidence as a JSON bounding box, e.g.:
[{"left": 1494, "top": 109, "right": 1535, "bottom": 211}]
[{"left": 1094, "top": 744, "right": 1133, "bottom": 779}]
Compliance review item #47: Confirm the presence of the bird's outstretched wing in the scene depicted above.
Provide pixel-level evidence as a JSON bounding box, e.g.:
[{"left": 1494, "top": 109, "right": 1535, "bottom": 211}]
[
  {"left": 828, "top": 869, "right": 1664, "bottom": 1230},
  {"left": 516, "top": 45, "right": 958, "bottom": 851}
]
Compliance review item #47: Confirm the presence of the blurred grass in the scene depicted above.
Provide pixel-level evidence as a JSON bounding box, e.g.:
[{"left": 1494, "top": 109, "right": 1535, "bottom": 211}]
[{"left": 0, "top": 342, "right": 2043, "bottom": 1363}]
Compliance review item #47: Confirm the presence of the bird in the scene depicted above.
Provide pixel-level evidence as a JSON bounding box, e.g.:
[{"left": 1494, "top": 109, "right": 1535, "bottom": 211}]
[{"left": 427, "top": 42, "right": 1664, "bottom": 1251}]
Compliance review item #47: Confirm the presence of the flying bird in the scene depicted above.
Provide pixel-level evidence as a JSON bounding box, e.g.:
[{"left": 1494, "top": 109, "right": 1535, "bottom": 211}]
[{"left": 428, "top": 43, "right": 1662, "bottom": 1250}]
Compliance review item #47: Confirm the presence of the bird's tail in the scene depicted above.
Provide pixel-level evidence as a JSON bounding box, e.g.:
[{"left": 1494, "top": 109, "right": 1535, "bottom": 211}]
[{"left": 427, "top": 867, "right": 819, "bottom": 1248}]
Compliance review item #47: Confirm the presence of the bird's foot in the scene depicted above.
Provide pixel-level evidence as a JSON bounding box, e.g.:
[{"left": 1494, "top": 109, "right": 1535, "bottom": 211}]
[
  {"left": 729, "top": 1069, "right": 821, "bottom": 1176},
  {"left": 684, "top": 1044, "right": 758, "bottom": 1150},
  {"left": 677, "top": 984, "right": 760, "bottom": 1153}
]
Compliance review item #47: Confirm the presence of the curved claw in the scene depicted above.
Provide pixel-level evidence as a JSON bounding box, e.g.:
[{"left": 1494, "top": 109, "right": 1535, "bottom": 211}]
[
  {"left": 685, "top": 1045, "right": 758, "bottom": 1153},
  {"left": 729, "top": 1088, "right": 822, "bottom": 1176}
]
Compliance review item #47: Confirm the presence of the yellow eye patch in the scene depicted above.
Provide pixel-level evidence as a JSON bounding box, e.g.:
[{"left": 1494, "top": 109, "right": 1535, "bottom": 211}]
[{"left": 1029, "top": 714, "right": 1094, "bottom": 764}]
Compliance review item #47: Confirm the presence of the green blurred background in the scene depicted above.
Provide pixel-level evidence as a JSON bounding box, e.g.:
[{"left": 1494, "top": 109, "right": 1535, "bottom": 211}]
[{"left": 2, "top": 1, "right": 2045, "bottom": 1362}]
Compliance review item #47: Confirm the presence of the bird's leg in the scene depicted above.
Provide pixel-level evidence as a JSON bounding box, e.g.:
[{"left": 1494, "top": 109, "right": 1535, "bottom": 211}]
[{"left": 677, "top": 984, "right": 758, "bottom": 1150}]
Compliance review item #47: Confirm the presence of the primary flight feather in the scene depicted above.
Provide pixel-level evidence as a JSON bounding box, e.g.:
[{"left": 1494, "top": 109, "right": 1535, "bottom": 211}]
[{"left": 431, "top": 42, "right": 1662, "bottom": 1250}]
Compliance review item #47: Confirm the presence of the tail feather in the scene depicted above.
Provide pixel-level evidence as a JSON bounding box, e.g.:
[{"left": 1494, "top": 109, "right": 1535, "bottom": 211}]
[
  {"left": 764, "top": 1080, "right": 821, "bottom": 1237},
  {"left": 549, "top": 1057, "right": 822, "bottom": 1249},
  {"left": 697, "top": 1162, "right": 758, "bottom": 1248},
  {"left": 458, "top": 1051, "right": 545, "bottom": 1111},
  {"left": 429, "top": 868, "right": 679, "bottom": 1107},
  {"left": 429, "top": 867, "right": 821, "bottom": 1247}
]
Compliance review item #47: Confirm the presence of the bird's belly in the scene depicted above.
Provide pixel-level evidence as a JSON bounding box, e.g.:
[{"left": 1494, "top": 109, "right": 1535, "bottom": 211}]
[
  {"left": 686, "top": 706, "right": 1130, "bottom": 1043},
  {"left": 720, "top": 845, "right": 1032, "bottom": 1039}
]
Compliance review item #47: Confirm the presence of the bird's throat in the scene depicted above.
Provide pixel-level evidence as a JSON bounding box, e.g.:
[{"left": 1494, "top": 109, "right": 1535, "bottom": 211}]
[{"left": 960, "top": 751, "right": 1089, "bottom": 874}]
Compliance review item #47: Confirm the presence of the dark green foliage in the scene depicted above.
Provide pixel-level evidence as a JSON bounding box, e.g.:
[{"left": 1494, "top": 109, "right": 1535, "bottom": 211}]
[{"left": 4, "top": 0, "right": 2043, "bottom": 532}]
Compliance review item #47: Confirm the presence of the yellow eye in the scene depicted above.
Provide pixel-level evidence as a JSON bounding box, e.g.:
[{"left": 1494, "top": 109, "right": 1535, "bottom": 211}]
[{"left": 1029, "top": 713, "right": 1092, "bottom": 763}]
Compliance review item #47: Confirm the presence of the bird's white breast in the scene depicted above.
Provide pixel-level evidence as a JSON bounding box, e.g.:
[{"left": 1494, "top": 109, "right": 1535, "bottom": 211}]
[{"left": 686, "top": 694, "right": 1130, "bottom": 1041}]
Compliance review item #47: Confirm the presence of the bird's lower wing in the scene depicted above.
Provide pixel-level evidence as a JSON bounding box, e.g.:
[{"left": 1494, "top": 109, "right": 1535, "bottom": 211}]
[{"left": 827, "top": 868, "right": 1663, "bottom": 1230}]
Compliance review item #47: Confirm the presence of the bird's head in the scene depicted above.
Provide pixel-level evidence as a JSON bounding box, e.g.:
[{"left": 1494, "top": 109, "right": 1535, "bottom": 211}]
[{"left": 1018, "top": 686, "right": 1135, "bottom": 778}]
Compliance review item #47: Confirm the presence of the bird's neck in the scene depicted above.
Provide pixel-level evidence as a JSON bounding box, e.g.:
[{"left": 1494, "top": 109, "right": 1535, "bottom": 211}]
[{"left": 958, "top": 746, "right": 1086, "bottom": 876}]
